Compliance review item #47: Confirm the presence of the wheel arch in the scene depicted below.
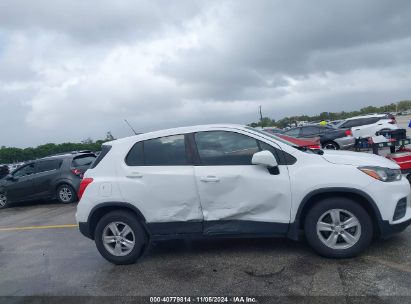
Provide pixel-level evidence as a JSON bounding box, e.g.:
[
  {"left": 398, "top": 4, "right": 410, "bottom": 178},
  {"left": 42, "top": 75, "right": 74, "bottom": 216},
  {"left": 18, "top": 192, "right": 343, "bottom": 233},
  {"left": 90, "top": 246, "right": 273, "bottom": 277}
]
[
  {"left": 287, "top": 188, "right": 383, "bottom": 240},
  {"left": 86, "top": 202, "right": 149, "bottom": 240}
]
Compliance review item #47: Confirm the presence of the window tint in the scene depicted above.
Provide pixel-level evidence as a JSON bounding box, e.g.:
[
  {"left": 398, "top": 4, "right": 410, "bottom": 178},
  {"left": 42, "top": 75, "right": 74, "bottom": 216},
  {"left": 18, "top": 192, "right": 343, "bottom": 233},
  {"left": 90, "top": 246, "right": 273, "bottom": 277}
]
[
  {"left": 90, "top": 145, "right": 112, "bottom": 169},
  {"left": 13, "top": 164, "right": 35, "bottom": 177},
  {"left": 259, "top": 141, "right": 297, "bottom": 165},
  {"left": 72, "top": 155, "right": 96, "bottom": 168},
  {"left": 300, "top": 126, "right": 320, "bottom": 136},
  {"left": 284, "top": 128, "right": 300, "bottom": 137},
  {"left": 36, "top": 160, "right": 61, "bottom": 173},
  {"left": 195, "top": 131, "right": 259, "bottom": 165},
  {"left": 144, "top": 135, "right": 187, "bottom": 166},
  {"left": 364, "top": 117, "right": 380, "bottom": 124},
  {"left": 125, "top": 142, "right": 144, "bottom": 166},
  {"left": 341, "top": 119, "right": 362, "bottom": 128}
]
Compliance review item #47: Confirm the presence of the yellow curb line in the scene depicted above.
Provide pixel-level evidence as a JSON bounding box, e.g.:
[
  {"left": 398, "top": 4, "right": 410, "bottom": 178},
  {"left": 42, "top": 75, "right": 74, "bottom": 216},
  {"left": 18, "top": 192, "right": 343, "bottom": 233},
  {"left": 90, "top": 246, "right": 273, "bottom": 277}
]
[{"left": 0, "top": 224, "right": 78, "bottom": 232}]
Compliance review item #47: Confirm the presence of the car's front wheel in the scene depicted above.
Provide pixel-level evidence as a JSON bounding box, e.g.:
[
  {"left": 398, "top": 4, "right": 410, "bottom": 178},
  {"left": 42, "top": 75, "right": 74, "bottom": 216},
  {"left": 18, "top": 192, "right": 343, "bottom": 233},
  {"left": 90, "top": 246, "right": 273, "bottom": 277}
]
[
  {"left": 56, "top": 184, "right": 77, "bottom": 204},
  {"left": 0, "top": 193, "right": 8, "bottom": 209},
  {"left": 304, "top": 197, "right": 373, "bottom": 258},
  {"left": 94, "top": 211, "right": 147, "bottom": 265}
]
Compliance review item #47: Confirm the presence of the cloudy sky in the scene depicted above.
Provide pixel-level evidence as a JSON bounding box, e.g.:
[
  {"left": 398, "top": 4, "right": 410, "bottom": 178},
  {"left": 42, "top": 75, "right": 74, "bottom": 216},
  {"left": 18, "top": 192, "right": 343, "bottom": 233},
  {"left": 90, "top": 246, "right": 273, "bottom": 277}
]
[{"left": 1, "top": 0, "right": 411, "bottom": 147}]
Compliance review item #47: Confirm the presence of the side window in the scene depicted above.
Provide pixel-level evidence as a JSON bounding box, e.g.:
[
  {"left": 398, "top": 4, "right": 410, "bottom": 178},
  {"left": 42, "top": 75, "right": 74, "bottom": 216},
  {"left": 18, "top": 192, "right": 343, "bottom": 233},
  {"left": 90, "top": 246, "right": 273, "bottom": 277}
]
[
  {"left": 125, "top": 142, "right": 144, "bottom": 166},
  {"left": 342, "top": 119, "right": 361, "bottom": 128},
  {"left": 258, "top": 141, "right": 297, "bottom": 165},
  {"left": 365, "top": 117, "right": 380, "bottom": 124},
  {"left": 36, "top": 160, "right": 61, "bottom": 173},
  {"left": 194, "top": 131, "right": 259, "bottom": 165},
  {"left": 13, "top": 164, "right": 35, "bottom": 177},
  {"left": 144, "top": 135, "right": 187, "bottom": 166},
  {"left": 284, "top": 128, "right": 300, "bottom": 137},
  {"left": 300, "top": 126, "right": 319, "bottom": 136}
]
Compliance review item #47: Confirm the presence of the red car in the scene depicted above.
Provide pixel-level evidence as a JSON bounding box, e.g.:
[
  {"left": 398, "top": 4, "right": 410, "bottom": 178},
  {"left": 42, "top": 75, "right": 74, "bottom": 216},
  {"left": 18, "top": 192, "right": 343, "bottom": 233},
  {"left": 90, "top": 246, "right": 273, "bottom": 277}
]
[
  {"left": 262, "top": 129, "right": 321, "bottom": 149},
  {"left": 278, "top": 134, "right": 321, "bottom": 149}
]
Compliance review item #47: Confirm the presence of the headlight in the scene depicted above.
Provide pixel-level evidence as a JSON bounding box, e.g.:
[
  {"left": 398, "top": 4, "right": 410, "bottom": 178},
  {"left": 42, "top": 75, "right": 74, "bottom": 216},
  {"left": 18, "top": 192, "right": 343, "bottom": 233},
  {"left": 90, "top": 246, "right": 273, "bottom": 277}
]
[{"left": 358, "top": 166, "right": 402, "bottom": 182}]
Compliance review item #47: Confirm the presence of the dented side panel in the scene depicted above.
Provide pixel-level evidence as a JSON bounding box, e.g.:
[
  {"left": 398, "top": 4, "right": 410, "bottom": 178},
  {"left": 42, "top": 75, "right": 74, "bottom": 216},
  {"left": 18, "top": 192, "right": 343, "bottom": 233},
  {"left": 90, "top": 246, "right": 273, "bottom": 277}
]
[{"left": 194, "top": 164, "right": 292, "bottom": 226}]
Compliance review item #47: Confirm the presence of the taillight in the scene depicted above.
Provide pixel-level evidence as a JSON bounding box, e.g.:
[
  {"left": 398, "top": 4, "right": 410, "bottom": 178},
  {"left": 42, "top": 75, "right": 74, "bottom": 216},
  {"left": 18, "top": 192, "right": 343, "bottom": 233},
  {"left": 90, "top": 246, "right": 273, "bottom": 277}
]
[
  {"left": 308, "top": 145, "right": 321, "bottom": 149},
  {"left": 71, "top": 169, "right": 83, "bottom": 178},
  {"left": 78, "top": 178, "right": 93, "bottom": 200},
  {"left": 345, "top": 129, "right": 353, "bottom": 136}
]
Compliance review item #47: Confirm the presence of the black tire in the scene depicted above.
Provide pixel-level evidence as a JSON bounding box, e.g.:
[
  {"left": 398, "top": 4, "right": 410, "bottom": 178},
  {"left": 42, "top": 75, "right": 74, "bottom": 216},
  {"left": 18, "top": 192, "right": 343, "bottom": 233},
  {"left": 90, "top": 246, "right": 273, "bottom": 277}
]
[
  {"left": 56, "top": 184, "right": 77, "bottom": 204},
  {"left": 0, "top": 193, "right": 8, "bottom": 209},
  {"left": 94, "top": 210, "right": 147, "bottom": 265},
  {"left": 322, "top": 141, "right": 339, "bottom": 150},
  {"left": 304, "top": 197, "right": 373, "bottom": 258}
]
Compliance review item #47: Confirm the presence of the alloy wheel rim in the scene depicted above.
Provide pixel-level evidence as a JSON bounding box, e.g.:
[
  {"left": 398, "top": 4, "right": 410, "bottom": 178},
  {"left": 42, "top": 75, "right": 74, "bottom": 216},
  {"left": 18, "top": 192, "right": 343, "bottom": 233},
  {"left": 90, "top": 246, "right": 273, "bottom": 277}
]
[
  {"left": 0, "top": 194, "right": 6, "bottom": 207},
  {"left": 316, "top": 208, "right": 361, "bottom": 250},
  {"left": 59, "top": 187, "right": 72, "bottom": 202},
  {"left": 102, "top": 221, "right": 135, "bottom": 256},
  {"left": 324, "top": 143, "right": 337, "bottom": 150}
]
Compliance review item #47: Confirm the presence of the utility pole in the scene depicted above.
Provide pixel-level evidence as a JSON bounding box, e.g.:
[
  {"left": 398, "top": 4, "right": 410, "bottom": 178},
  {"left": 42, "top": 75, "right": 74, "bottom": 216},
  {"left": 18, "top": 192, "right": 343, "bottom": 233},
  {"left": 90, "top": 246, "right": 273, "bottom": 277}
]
[
  {"left": 124, "top": 119, "right": 138, "bottom": 135},
  {"left": 259, "top": 105, "right": 263, "bottom": 124}
]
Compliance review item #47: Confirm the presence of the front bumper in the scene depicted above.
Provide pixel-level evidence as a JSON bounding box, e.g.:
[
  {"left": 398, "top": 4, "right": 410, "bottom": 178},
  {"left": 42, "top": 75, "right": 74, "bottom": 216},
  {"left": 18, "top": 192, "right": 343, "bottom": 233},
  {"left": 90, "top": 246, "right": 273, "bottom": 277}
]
[{"left": 379, "top": 218, "right": 411, "bottom": 239}]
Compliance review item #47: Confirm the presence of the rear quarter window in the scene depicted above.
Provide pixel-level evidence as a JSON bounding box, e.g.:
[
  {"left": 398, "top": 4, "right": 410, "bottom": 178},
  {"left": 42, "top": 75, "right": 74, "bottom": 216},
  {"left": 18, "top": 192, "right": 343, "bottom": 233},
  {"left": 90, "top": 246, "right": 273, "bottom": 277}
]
[{"left": 72, "top": 155, "right": 96, "bottom": 168}]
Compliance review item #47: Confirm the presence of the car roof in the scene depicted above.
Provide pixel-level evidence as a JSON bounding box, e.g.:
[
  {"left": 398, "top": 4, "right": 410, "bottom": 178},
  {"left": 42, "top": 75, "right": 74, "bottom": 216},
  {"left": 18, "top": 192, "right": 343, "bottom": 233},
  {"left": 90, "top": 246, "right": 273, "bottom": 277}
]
[
  {"left": 37, "top": 152, "right": 95, "bottom": 162},
  {"left": 344, "top": 113, "right": 386, "bottom": 120},
  {"left": 105, "top": 124, "right": 250, "bottom": 146}
]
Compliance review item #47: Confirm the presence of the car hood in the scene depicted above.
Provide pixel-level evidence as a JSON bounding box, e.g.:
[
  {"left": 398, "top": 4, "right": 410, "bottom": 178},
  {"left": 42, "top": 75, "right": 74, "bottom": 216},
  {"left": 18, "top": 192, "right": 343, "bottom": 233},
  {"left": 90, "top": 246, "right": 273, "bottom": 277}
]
[{"left": 321, "top": 150, "right": 400, "bottom": 169}]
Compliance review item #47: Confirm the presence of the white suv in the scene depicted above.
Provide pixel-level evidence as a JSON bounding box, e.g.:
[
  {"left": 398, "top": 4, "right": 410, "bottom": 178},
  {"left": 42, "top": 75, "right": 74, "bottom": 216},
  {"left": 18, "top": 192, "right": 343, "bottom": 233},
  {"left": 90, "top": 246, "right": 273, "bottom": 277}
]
[
  {"left": 336, "top": 114, "right": 398, "bottom": 138},
  {"left": 76, "top": 124, "right": 411, "bottom": 264}
]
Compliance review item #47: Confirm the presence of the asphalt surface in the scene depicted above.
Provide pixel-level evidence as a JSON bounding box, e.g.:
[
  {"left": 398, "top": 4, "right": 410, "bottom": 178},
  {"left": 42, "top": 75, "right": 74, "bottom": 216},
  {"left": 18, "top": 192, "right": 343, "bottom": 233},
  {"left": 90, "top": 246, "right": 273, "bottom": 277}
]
[{"left": 0, "top": 201, "right": 411, "bottom": 298}]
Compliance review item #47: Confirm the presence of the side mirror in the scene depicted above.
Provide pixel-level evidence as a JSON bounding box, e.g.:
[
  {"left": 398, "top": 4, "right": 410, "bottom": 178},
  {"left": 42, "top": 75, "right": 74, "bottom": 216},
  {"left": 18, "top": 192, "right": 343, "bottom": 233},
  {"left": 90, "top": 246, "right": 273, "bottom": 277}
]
[{"left": 252, "top": 151, "right": 278, "bottom": 167}]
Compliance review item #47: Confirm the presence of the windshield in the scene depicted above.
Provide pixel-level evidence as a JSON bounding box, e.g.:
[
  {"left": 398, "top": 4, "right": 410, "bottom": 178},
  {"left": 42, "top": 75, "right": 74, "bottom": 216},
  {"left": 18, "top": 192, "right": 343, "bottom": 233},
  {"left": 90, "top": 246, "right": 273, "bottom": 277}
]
[{"left": 245, "top": 127, "right": 297, "bottom": 148}]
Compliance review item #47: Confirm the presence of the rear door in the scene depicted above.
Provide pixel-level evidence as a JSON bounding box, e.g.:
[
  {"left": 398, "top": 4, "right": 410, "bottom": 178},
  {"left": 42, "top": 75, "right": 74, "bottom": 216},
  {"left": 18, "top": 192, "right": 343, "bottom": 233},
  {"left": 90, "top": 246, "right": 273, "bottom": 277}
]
[
  {"left": 33, "top": 159, "right": 63, "bottom": 198},
  {"left": 192, "top": 130, "right": 292, "bottom": 236},
  {"left": 6, "top": 163, "right": 36, "bottom": 203},
  {"left": 118, "top": 134, "right": 203, "bottom": 235}
]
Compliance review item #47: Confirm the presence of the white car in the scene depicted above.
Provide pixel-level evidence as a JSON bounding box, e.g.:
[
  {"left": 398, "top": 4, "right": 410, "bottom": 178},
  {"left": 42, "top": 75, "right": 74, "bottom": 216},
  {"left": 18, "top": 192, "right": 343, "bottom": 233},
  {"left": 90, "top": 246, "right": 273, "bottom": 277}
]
[
  {"left": 76, "top": 124, "right": 411, "bottom": 264},
  {"left": 336, "top": 114, "right": 398, "bottom": 138}
]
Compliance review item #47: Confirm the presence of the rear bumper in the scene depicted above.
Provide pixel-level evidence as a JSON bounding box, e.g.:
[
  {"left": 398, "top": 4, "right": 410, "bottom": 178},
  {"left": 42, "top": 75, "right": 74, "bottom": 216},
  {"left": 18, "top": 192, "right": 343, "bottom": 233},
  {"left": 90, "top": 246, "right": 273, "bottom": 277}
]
[
  {"left": 79, "top": 222, "right": 93, "bottom": 240},
  {"left": 379, "top": 218, "right": 411, "bottom": 239}
]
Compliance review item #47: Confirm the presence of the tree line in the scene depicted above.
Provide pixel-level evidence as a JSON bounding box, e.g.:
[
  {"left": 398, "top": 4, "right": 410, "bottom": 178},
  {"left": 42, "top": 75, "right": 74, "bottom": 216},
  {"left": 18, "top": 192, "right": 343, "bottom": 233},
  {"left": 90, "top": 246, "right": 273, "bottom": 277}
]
[
  {"left": 0, "top": 132, "right": 115, "bottom": 164},
  {"left": 249, "top": 100, "right": 411, "bottom": 128}
]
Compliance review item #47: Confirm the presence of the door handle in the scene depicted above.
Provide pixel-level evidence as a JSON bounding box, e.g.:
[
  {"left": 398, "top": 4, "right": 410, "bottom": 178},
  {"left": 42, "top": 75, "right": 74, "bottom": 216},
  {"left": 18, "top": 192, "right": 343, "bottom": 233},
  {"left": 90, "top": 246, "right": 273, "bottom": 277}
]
[
  {"left": 126, "top": 172, "right": 143, "bottom": 178},
  {"left": 200, "top": 176, "right": 220, "bottom": 183}
]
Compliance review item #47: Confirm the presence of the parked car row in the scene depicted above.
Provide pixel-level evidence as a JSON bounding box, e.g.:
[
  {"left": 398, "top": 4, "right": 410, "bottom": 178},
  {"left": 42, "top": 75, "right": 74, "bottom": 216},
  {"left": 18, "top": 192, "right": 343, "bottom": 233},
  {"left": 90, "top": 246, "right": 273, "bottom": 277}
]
[
  {"left": 0, "top": 152, "right": 96, "bottom": 209},
  {"left": 263, "top": 113, "right": 399, "bottom": 151}
]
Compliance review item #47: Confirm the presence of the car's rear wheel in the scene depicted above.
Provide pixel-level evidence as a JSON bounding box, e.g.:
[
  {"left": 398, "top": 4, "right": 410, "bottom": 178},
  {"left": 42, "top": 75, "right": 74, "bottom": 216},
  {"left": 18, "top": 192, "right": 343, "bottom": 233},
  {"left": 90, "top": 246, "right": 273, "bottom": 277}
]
[
  {"left": 0, "top": 193, "right": 8, "bottom": 209},
  {"left": 57, "top": 184, "right": 77, "bottom": 204},
  {"left": 323, "top": 141, "right": 339, "bottom": 150},
  {"left": 304, "top": 197, "right": 373, "bottom": 258},
  {"left": 94, "top": 211, "right": 147, "bottom": 265}
]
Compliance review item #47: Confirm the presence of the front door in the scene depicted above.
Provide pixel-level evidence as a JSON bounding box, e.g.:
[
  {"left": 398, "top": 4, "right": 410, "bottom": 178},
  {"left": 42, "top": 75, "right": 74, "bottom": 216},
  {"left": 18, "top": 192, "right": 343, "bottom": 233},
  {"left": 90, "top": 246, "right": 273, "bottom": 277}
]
[
  {"left": 6, "top": 163, "right": 36, "bottom": 203},
  {"left": 33, "top": 159, "right": 62, "bottom": 198},
  {"left": 192, "top": 130, "right": 292, "bottom": 236}
]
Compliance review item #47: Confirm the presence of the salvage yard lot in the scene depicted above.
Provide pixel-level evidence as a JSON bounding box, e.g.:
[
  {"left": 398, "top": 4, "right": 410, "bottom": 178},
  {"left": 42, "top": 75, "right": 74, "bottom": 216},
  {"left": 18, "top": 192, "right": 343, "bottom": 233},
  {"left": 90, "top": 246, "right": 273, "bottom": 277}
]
[{"left": 0, "top": 202, "right": 411, "bottom": 297}]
